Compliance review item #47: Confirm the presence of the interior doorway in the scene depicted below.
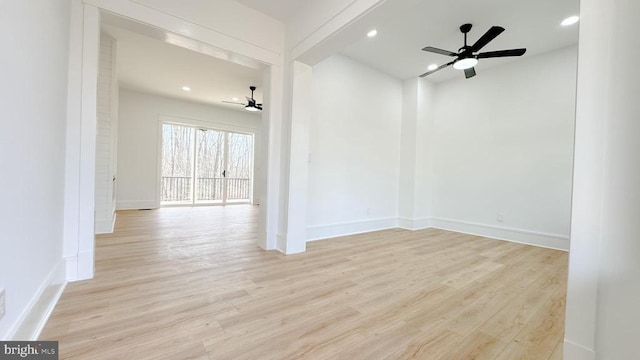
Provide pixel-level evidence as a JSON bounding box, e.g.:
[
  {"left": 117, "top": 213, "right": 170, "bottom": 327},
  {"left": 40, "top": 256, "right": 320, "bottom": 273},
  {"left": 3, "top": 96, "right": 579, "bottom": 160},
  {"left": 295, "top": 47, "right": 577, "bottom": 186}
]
[{"left": 161, "top": 122, "right": 254, "bottom": 206}]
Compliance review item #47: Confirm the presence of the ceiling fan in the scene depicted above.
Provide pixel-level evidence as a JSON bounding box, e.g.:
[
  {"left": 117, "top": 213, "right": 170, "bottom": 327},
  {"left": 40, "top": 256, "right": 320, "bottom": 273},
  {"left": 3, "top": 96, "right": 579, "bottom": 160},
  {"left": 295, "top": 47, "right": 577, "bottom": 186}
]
[
  {"left": 420, "top": 23, "right": 526, "bottom": 79},
  {"left": 222, "top": 86, "right": 262, "bottom": 111}
]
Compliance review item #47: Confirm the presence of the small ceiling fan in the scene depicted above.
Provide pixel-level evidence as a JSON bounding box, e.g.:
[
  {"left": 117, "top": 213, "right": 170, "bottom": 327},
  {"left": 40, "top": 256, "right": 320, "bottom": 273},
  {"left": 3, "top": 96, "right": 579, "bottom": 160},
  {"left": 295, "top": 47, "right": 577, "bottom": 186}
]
[
  {"left": 222, "top": 86, "right": 262, "bottom": 111},
  {"left": 420, "top": 23, "right": 526, "bottom": 79}
]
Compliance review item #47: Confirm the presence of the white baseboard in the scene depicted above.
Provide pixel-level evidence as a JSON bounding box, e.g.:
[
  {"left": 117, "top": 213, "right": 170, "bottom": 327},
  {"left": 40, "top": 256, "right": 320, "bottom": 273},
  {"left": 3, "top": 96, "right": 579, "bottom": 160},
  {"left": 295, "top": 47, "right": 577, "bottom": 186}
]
[
  {"left": 276, "top": 233, "right": 287, "bottom": 254},
  {"left": 398, "top": 217, "right": 432, "bottom": 231},
  {"left": 307, "top": 217, "right": 398, "bottom": 242},
  {"left": 77, "top": 250, "right": 95, "bottom": 281},
  {"left": 94, "top": 212, "right": 116, "bottom": 234},
  {"left": 6, "top": 260, "right": 66, "bottom": 341},
  {"left": 276, "top": 232, "right": 306, "bottom": 255},
  {"left": 304, "top": 216, "right": 568, "bottom": 251},
  {"left": 116, "top": 200, "right": 157, "bottom": 210},
  {"left": 64, "top": 255, "right": 78, "bottom": 281},
  {"left": 429, "top": 217, "right": 569, "bottom": 251},
  {"left": 563, "top": 339, "right": 595, "bottom": 360},
  {"left": 65, "top": 250, "right": 94, "bottom": 282}
]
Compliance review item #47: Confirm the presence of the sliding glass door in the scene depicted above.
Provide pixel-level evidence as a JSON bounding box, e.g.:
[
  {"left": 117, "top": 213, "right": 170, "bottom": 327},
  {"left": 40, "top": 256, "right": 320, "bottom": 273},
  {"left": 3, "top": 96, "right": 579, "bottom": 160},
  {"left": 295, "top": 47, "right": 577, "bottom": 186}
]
[
  {"left": 225, "top": 132, "right": 253, "bottom": 202},
  {"left": 161, "top": 123, "right": 253, "bottom": 205}
]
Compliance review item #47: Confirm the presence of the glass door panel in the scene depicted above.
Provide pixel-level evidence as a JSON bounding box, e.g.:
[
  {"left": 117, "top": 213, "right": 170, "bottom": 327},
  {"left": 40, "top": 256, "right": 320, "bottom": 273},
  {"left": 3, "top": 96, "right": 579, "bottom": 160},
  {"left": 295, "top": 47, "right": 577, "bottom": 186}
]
[
  {"left": 225, "top": 132, "right": 253, "bottom": 202},
  {"left": 195, "top": 129, "right": 225, "bottom": 203},
  {"left": 161, "top": 123, "right": 194, "bottom": 203}
]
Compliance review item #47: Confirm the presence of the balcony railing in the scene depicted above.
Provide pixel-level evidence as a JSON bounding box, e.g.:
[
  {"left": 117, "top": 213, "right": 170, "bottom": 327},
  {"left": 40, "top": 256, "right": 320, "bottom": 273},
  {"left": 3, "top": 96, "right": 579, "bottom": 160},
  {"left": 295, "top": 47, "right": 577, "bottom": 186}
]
[
  {"left": 161, "top": 176, "right": 250, "bottom": 202},
  {"left": 162, "top": 176, "right": 191, "bottom": 201}
]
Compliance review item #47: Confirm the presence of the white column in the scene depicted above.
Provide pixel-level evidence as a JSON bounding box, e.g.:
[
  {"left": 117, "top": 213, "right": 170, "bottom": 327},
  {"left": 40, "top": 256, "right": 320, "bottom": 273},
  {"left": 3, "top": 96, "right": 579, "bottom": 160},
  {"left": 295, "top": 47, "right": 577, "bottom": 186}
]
[
  {"left": 63, "top": 1, "right": 100, "bottom": 281},
  {"left": 398, "top": 78, "right": 418, "bottom": 229},
  {"left": 281, "top": 61, "right": 313, "bottom": 254},
  {"left": 257, "top": 64, "right": 284, "bottom": 251},
  {"left": 564, "top": 0, "right": 640, "bottom": 358}
]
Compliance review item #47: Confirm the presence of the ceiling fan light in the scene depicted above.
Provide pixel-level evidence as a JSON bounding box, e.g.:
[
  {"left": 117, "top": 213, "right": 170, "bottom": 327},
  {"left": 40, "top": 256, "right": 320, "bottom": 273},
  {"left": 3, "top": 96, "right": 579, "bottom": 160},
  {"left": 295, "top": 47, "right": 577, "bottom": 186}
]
[
  {"left": 453, "top": 58, "right": 478, "bottom": 70},
  {"left": 245, "top": 105, "right": 259, "bottom": 112}
]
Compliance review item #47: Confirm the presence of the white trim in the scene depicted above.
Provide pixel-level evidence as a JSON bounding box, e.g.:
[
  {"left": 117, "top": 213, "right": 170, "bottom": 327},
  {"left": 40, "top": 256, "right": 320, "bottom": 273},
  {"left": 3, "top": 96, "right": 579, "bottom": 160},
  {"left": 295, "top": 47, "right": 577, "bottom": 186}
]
[
  {"left": 276, "top": 233, "right": 287, "bottom": 254},
  {"left": 77, "top": 250, "right": 95, "bottom": 281},
  {"left": 62, "top": 2, "right": 99, "bottom": 283},
  {"left": 65, "top": 255, "right": 78, "bottom": 282},
  {"left": 563, "top": 339, "right": 596, "bottom": 360},
  {"left": 6, "top": 260, "right": 66, "bottom": 341},
  {"left": 94, "top": 218, "right": 113, "bottom": 234},
  {"left": 429, "top": 217, "right": 569, "bottom": 251},
  {"left": 85, "top": 0, "right": 281, "bottom": 66},
  {"left": 290, "top": 0, "right": 385, "bottom": 61},
  {"left": 276, "top": 233, "right": 306, "bottom": 255},
  {"left": 116, "top": 200, "right": 157, "bottom": 210},
  {"left": 94, "top": 212, "right": 116, "bottom": 234},
  {"left": 397, "top": 217, "right": 432, "bottom": 231},
  {"left": 307, "top": 217, "right": 399, "bottom": 242}
]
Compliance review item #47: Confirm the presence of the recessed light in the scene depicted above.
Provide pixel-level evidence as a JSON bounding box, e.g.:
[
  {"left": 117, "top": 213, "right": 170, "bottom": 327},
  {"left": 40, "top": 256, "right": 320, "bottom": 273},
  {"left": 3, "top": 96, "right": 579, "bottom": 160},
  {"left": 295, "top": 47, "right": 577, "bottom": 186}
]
[
  {"left": 232, "top": 97, "right": 240, "bottom": 101},
  {"left": 561, "top": 16, "right": 579, "bottom": 26},
  {"left": 367, "top": 29, "right": 378, "bottom": 38},
  {"left": 182, "top": 86, "right": 191, "bottom": 92},
  {"left": 427, "top": 64, "right": 438, "bottom": 71}
]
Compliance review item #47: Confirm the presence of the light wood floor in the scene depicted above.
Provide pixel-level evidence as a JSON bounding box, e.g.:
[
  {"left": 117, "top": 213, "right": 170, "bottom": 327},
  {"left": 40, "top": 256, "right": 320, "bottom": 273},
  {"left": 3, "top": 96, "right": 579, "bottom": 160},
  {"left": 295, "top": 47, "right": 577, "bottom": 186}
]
[{"left": 41, "top": 206, "right": 568, "bottom": 359}]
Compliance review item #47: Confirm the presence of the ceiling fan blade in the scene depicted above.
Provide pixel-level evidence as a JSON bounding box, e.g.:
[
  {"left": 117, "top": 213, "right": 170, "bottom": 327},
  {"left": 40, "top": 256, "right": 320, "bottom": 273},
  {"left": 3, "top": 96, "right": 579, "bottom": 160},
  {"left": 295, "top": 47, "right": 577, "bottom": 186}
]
[
  {"left": 422, "top": 46, "right": 457, "bottom": 57},
  {"left": 470, "top": 26, "right": 505, "bottom": 52},
  {"left": 256, "top": 104, "right": 263, "bottom": 110},
  {"left": 419, "top": 61, "right": 455, "bottom": 77},
  {"left": 222, "top": 101, "right": 246, "bottom": 105},
  {"left": 464, "top": 67, "right": 476, "bottom": 79},
  {"left": 476, "top": 48, "right": 527, "bottom": 58}
]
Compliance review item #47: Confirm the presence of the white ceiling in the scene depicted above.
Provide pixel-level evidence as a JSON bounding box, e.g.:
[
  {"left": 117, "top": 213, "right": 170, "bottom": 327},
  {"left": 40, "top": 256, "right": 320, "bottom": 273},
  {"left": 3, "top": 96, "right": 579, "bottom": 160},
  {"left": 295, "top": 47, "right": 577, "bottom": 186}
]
[
  {"left": 102, "top": 24, "right": 264, "bottom": 112},
  {"left": 233, "top": 0, "right": 580, "bottom": 82},
  {"left": 100, "top": 0, "right": 580, "bottom": 110},
  {"left": 339, "top": 0, "right": 580, "bottom": 82}
]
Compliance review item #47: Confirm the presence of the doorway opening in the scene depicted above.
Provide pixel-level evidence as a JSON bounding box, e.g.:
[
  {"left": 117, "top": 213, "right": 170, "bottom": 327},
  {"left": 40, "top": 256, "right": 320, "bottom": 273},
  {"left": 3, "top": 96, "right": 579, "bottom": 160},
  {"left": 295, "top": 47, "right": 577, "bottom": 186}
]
[{"left": 161, "top": 122, "right": 254, "bottom": 206}]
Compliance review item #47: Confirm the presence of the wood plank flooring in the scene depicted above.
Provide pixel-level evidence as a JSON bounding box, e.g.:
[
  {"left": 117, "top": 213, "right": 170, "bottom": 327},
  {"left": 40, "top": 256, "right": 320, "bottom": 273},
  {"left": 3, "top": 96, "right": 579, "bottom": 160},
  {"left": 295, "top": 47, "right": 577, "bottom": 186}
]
[{"left": 41, "top": 206, "right": 568, "bottom": 359}]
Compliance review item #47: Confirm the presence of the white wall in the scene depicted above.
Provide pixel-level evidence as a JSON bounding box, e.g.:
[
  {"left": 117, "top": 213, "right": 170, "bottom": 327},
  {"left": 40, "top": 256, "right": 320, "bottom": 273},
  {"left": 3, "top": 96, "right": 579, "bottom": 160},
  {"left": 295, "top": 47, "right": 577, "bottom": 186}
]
[
  {"left": 117, "top": 89, "right": 262, "bottom": 209},
  {"left": 429, "top": 46, "right": 578, "bottom": 249},
  {"left": 95, "top": 33, "right": 119, "bottom": 234},
  {"left": 307, "top": 55, "right": 403, "bottom": 240},
  {"left": 564, "top": 0, "right": 640, "bottom": 358},
  {"left": 0, "top": 0, "right": 70, "bottom": 339}
]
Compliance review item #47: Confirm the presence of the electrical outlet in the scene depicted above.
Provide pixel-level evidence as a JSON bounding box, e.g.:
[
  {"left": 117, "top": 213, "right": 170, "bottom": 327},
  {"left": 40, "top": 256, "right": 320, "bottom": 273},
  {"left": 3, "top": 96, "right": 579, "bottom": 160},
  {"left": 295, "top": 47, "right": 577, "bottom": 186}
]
[
  {"left": 497, "top": 213, "right": 504, "bottom": 222},
  {"left": 0, "top": 288, "right": 5, "bottom": 320}
]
